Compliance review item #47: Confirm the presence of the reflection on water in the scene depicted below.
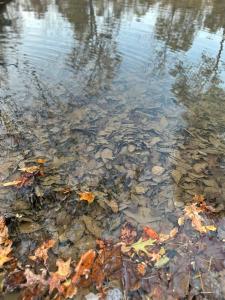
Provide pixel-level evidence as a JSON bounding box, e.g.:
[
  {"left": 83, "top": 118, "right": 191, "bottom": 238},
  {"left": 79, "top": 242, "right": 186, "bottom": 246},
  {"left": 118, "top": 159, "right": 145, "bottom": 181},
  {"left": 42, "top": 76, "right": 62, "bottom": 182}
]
[{"left": 0, "top": 0, "right": 225, "bottom": 260}]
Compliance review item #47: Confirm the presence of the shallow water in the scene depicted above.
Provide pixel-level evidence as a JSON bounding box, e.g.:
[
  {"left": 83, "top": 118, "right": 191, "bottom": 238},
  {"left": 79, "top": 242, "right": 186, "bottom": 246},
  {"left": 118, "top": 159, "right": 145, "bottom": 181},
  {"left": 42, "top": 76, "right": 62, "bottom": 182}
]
[{"left": 0, "top": 0, "right": 225, "bottom": 281}]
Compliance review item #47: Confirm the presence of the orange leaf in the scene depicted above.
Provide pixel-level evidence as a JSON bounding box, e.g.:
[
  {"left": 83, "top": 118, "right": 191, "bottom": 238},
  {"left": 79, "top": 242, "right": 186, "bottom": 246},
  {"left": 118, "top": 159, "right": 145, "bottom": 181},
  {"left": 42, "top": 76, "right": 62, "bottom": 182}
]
[
  {"left": 193, "top": 194, "right": 205, "bottom": 203},
  {"left": 78, "top": 192, "right": 95, "bottom": 204},
  {"left": 0, "top": 241, "right": 13, "bottom": 267},
  {"left": 36, "top": 158, "right": 47, "bottom": 164},
  {"left": 72, "top": 249, "right": 96, "bottom": 284},
  {"left": 143, "top": 226, "right": 159, "bottom": 240},
  {"left": 29, "top": 239, "right": 55, "bottom": 264}
]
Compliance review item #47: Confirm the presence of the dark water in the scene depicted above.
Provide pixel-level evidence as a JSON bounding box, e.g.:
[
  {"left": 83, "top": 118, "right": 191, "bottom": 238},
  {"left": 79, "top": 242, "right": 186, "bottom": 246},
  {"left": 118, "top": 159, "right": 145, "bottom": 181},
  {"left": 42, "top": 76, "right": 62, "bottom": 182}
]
[{"left": 0, "top": 0, "right": 225, "bottom": 264}]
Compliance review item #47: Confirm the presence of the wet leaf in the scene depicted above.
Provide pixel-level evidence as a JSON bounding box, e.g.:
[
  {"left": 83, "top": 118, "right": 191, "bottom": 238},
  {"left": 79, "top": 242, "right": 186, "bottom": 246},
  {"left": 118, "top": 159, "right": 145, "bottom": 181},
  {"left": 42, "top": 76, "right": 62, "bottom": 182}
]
[
  {"left": 104, "top": 199, "right": 119, "bottom": 213},
  {"left": 0, "top": 216, "right": 10, "bottom": 245},
  {"left": 78, "top": 192, "right": 95, "bottom": 204},
  {"left": 29, "top": 239, "right": 55, "bottom": 264},
  {"left": 124, "top": 238, "right": 155, "bottom": 255},
  {"left": 36, "top": 158, "right": 47, "bottom": 164},
  {"left": 22, "top": 268, "right": 47, "bottom": 287},
  {"left": 171, "top": 170, "right": 182, "bottom": 185},
  {"left": 143, "top": 226, "right": 159, "bottom": 240},
  {"left": 19, "top": 165, "right": 41, "bottom": 173},
  {"left": 0, "top": 242, "right": 13, "bottom": 267},
  {"left": 148, "top": 247, "right": 165, "bottom": 262},
  {"left": 154, "top": 255, "right": 170, "bottom": 268},
  {"left": 159, "top": 228, "right": 178, "bottom": 242},
  {"left": 136, "top": 263, "right": 146, "bottom": 276},
  {"left": 60, "top": 279, "right": 77, "bottom": 298},
  {"left": 120, "top": 223, "right": 137, "bottom": 245},
  {"left": 72, "top": 249, "right": 96, "bottom": 285},
  {"left": 2, "top": 180, "right": 23, "bottom": 187}
]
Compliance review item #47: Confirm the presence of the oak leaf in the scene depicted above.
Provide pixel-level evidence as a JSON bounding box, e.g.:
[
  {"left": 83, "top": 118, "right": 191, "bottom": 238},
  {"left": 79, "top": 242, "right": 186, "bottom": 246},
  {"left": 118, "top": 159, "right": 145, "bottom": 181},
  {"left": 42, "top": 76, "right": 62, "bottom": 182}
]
[
  {"left": 29, "top": 239, "right": 55, "bottom": 264},
  {"left": 78, "top": 192, "right": 95, "bottom": 204},
  {"left": 123, "top": 238, "right": 155, "bottom": 255}
]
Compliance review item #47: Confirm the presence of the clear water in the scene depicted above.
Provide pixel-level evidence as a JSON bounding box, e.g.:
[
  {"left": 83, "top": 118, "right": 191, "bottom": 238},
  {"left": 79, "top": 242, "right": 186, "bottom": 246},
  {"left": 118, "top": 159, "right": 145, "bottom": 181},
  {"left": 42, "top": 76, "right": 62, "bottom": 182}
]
[{"left": 0, "top": 0, "right": 225, "bottom": 252}]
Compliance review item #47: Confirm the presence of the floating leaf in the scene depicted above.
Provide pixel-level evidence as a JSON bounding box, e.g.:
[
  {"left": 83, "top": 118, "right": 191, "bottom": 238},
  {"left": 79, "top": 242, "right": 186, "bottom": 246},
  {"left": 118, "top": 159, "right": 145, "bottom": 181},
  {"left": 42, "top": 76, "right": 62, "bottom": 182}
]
[
  {"left": 29, "top": 239, "right": 55, "bottom": 264},
  {"left": 78, "top": 192, "right": 95, "bottom": 204}
]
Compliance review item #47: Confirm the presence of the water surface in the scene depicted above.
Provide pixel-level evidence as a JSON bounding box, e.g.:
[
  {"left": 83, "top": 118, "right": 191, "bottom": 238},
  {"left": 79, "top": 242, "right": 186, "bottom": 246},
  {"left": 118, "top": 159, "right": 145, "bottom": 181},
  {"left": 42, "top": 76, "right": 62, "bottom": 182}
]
[{"left": 0, "top": 0, "right": 225, "bottom": 266}]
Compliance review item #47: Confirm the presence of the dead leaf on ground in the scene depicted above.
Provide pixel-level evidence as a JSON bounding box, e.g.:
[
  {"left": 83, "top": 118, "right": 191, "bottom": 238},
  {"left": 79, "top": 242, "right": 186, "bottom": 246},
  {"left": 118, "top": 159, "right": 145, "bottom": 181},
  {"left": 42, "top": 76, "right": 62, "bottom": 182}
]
[
  {"left": 19, "top": 165, "right": 41, "bottom": 173},
  {"left": 123, "top": 238, "right": 155, "bottom": 255},
  {"left": 78, "top": 192, "right": 95, "bottom": 204},
  {"left": 29, "top": 239, "right": 55, "bottom": 264},
  {"left": 2, "top": 180, "right": 23, "bottom": 187}
]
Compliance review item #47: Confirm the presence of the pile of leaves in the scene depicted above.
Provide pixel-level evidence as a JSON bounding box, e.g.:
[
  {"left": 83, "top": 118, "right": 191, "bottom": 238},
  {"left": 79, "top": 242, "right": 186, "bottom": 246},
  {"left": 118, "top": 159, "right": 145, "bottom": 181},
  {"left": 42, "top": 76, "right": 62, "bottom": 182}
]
[{"left": 0, "top": 194, "right": 224, "bottom": 299}]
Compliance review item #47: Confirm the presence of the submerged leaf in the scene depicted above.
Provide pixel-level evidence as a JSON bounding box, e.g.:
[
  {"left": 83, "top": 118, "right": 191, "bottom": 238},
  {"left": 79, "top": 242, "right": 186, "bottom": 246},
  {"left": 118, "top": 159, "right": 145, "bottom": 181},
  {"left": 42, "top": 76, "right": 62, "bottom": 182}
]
[
  {"left": 2, "top": 180, "right": 23, "bottom": 187},
  {"left": 19, "top": 165, "right": 41, "bottom": 173},
  {"left": 0, "top": 242, "right": 13, "bottom": 267}
]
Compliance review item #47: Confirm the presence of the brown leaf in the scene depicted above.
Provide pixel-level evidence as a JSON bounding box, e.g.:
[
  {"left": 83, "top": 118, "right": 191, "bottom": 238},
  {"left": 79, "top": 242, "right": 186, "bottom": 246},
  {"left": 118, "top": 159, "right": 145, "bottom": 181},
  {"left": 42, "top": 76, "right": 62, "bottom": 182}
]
[
  {"left": 78, "top": 192, "right": 95, "bottom": 204},
  {"left": 0, "top": 216, "right": 10, "bottom": 245},
  {"left": 72, "top": 249, "right": 96, "bottom": 285},
  {"left": 29, "top": 239, "right": 55, "bottom": 264},
  {"left": 59, "top": 279, "right": 77, "bottom": 298},
  {"left": 22, "top": 268, "right": 47, "bottom": 287},
  {"left": 120, "top": 223, "right": 137, "bottom": 245}
]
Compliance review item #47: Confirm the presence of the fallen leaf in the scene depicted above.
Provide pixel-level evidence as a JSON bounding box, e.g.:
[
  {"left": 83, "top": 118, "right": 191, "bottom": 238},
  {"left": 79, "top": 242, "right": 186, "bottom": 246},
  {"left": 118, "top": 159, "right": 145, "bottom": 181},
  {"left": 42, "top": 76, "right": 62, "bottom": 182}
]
[
  {"left": 29, "top": 239, "right": 55, "bottom": 264},
  {"left": 2, "top": 180, "right": 23, "bottom": 187},
  {"left": 36, "top": 158, "right": 46, "bottom": 164},
  {"left": 60, "top": 279, "right": 77, "bottom": 298},
  {"left": 78, "top": 192, "right": 95, "bottom": 204},
  {"left": 159, "top": 228, "right": 178, "bottom": 242},
  {"left": 193, "top": 194, "right": 205, "bottom": 203},
  {"left": 19, "top": 166, "right": 41, "bottom": 173},
  {"left": 0, "top": 242, "right": 13, "bottom": 267},
  {"left": 22, "top": 268, "right": 47, "bottom": 287},
  {"left": 0, "top": 216, "right": 10, "bottom": 245},
  {"left": 148, "top": 247, "right": 165, "bottom": 262},
  {"left": 136, "top": 263, "right": 146, "bottom": 276},
  {"left": 120, "top": 223, "right": 137, "bottom": 245},
  {"left": 56, "top": 258, "right": 71, "bottom": 279},
  {"left": 72, "top": 249, "right": 96, "bottom": 285},
  {"left": 143, "top": 226, "right": 159, "bottom": 240},
  {"left": 104, "top": 200, "right": 119, "bottom": 213},
  {"left": 124, "top": 238, "right": 155, "bottom": 255},
  {"left": 154, "top": 255, "right": 170, "bottom": 268}
]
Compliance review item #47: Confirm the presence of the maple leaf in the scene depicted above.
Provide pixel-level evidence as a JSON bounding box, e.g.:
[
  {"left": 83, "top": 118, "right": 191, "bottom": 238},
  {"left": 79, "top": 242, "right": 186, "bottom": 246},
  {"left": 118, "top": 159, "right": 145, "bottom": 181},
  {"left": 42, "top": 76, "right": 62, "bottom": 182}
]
[
  {"left": 72, "top": 249, "right": 96, "bottom": 284},
  {"left": 143, "top": 226, "right": 159, "bottom": 240},
  {"left": 78, "top": 192, "right": 95, "bottom": 204},
  {"left": 0, "top": 241, "right": 13, "bottom": 267},
  {"left": 123, "top": 238, "right": 155, "bottom": 255},
  {"left": 29, "top": 239, "right": 55, "bottom": 264}
]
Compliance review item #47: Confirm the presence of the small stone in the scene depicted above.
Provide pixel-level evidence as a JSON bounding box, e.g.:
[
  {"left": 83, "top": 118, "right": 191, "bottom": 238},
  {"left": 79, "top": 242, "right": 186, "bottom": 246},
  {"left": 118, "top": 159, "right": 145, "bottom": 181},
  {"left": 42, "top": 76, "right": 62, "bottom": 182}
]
[{"left": 106, "top": 288, "right": 123, "bottom": 300}]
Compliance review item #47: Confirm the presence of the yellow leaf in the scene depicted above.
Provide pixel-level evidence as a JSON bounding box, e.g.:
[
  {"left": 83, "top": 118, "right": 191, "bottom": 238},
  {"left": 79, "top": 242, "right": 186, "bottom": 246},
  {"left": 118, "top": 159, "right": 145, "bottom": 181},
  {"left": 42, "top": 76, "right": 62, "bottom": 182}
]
[
  {"left": 36, "top": 158, "right": 46, "bottom": 164},
  {"left": 19, "top": 166, "right": 40, "bottom": 173},
  {"left": 123, "top": 238, "right": 155, "bottom": 255},
  {"left": 204, "top": 225, "right": 217, "bottom": 232},
  {"left": 178, "top": 216, "right": 185, "bottom": 226},
  {"left": 2, "top": 180, "right": 23, "bottom": 187}
]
